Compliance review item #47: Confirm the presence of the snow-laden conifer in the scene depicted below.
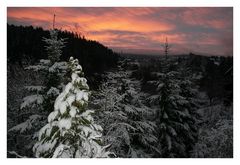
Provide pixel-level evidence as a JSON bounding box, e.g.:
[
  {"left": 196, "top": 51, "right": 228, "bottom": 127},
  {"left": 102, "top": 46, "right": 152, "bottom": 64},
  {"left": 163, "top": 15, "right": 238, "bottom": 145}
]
[
  {"left": 8, "top": 29, "right": 67, "bottom": 157},
  {"left": 21, "top": 29, "right": 67, "bottom": 113},
  {"left": 33, "top": 57, "right": 112, "bottom": 158},
  {"left": 149, "top": 71, "right": 199, "bottom": 157},
  {"left": 93, "top": 68, "right": 158, "bottom": 158}
]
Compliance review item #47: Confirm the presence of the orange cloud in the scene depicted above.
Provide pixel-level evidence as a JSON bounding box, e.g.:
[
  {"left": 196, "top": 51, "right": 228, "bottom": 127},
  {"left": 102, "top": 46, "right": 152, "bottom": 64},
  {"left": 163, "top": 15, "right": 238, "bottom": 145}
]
[{"left": 7, "top": 7, "right": 233, "bottom": 56}]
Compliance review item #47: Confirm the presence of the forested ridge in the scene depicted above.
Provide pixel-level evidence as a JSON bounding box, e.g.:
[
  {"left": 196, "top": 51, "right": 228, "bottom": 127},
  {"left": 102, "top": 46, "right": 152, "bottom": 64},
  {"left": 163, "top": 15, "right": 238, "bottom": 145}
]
[{"left": 8, "top": 24, "right": 119, "bottom": 82}]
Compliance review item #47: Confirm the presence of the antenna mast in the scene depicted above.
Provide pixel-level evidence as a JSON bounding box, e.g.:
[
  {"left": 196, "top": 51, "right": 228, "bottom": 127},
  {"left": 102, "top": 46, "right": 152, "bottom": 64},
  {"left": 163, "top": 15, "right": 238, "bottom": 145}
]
[{"left": 53, "top": 14, "right": 56, "bottom": 29}]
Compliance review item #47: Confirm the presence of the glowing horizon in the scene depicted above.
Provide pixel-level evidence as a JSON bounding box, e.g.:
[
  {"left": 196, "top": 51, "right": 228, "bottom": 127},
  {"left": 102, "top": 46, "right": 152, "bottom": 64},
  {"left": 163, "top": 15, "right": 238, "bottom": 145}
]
[{"left": 7, "top": 7, "right": 233, "bottom": 56}]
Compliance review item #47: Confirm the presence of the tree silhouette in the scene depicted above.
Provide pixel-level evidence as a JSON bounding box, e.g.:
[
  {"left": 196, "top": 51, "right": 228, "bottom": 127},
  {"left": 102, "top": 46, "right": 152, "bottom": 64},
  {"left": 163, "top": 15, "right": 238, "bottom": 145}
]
[{"left": 162, "top": 37, "right": 171, "bottom": 59}]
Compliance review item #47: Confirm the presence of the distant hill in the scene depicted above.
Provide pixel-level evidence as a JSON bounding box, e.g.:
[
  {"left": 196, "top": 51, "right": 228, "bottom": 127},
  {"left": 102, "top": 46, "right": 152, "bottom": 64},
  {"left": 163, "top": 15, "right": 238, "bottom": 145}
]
[{"left": 7, "top": 24, "right": 119, "bottom": 75}]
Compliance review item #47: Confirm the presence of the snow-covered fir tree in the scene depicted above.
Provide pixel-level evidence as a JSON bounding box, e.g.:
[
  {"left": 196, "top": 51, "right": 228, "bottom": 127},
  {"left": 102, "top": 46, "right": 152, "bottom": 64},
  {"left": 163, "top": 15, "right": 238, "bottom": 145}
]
[
  {"left": 92, "top": 71, "right": 136, "bottom": 157},
  {"left": 33, "top": 57, "right": 112, "bottom": 158},
  {"left": 92, "top": 66, "right": 158, "bottom": 158},
  {"left": 8, "top": 29, "right": 67, "bottom": 157},
  {"left": 148, "top": 71, "right": 199, "bottom": 157}
]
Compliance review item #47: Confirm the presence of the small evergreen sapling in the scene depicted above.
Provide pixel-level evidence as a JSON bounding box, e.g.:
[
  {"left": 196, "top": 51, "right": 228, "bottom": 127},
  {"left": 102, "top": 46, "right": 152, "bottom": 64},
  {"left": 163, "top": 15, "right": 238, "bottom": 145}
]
[
  {"left": 43, "top": 30, "right": 65, "bottom": 64},
  {"left": 33, "top": 57, "right": 112, "bottom": 158}
]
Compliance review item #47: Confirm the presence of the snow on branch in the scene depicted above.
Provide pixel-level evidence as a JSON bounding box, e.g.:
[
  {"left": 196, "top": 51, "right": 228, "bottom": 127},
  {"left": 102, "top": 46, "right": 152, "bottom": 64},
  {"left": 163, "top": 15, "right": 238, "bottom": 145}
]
[
  {"left": 8, "top": 115, "right": 42, "bottom": 133},
  {"left": 49, "top": 62, "right": 68, "bottom": 73},
  {"left": 20, "top": 95, "right": 44, "bottom": 109},
  {"left": 47, "top": 87, "right": 60, "bottom": 96},
  {"left": 39, "top": 59, "right": 51, "bottom": 65},
  {"left": 25, "top": 64, "right": 48, "bottom": 72},
  {"left": 25, "top": 86, "right": 45, "bottom": 92}
]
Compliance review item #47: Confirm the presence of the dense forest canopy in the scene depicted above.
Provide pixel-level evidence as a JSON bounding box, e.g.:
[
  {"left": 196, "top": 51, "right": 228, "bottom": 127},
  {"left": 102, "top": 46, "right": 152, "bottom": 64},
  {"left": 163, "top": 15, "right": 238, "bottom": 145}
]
[{"left": 7, "top": 24, "right": 119, "bottom": 75}]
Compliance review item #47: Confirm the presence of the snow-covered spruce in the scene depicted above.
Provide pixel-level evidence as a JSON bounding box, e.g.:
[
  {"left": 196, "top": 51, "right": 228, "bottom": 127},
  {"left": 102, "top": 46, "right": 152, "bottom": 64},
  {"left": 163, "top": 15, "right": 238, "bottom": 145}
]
[
  {"left": 8, "top": 29, "right": 67, "bottom": 157},
  {"left": 93, "top": 69, "right": 158, "bottom": 158},
  {"left": 12, "top": 29, "right": 67, "bottom": 132},
  {"left": 148, "top": 71, "right": 199, "bottom": 157},
  {"left": 33, "top": 57, "right": 112, "bottom": 158},
  {"left": 21, "top": 29, "right": 67, "bottom": 112}
]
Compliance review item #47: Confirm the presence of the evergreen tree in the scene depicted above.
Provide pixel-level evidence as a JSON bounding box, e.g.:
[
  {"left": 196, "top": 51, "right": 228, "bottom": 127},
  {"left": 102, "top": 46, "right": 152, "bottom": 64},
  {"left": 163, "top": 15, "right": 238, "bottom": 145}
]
[
  {"left": 33, "top": 57, "right": 112, "bottom": 158},
  {"left": 93, "top": 67, "right": 158, "bottom": 158},
  {"left": 8, "top": 29, "right": 67, "bottom": 157},
  {"left": 94, "top": 71, "right": 136, "bottom": 157},
  {"left": 18, "top": 29, "right": 67, "bottom": 113},
  {"left": 149, "top": 71, "right": 199, "bottom": 157},
  {"left": 43, "top": 30, "right": 65, "bottom": 64}
]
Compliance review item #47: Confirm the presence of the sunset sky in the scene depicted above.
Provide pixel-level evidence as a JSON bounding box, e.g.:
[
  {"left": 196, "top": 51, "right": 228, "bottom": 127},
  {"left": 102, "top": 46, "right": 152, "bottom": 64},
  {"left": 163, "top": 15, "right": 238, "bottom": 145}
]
[{"left": 7, "top": 7, "right": 233, "bottom": 56}]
